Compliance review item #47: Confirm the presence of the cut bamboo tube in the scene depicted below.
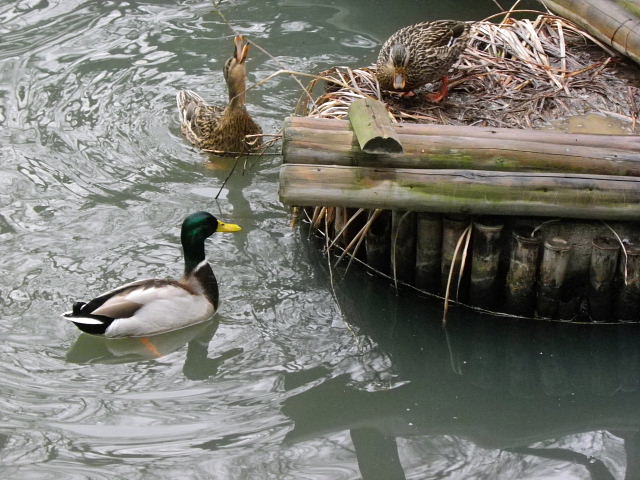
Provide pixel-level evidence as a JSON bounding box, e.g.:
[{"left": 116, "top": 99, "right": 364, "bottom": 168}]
[
  {"left": 589, "top": 236, "right": 620, "bottom": 322},
  {"left": 347, "top": 98, "right": 403, "bottom": 154},
  {"left": 441, "top": 216, "right": 469, "bottom": 295},
  {"left": 469, "top": 219, "right": 504, "bottom": 308},
  {"left": 391, "top": 210, "right": 416, "bottom": 285},
  {"left": 536, "top": 237, "right": 571, "bottom": 319},
  {"left": 542, "top": 0, "right": 640, "bottom": 65},
  {"left": 505, "top": 226, "right": 541, "bottom": 316},
  {"left": 279, "top": 164, "right": 640, "bottom": 221},
  {"left": 415, "top": 213, "right": 442, "bottom": 292},
  {"left": 616, "top": 242, "right": 640, "bottom": 322},
  {"left": 365, "top": 209, "right": 391, "bottom": 275},
  {"left": 283, "top": 124, "right": 640, "bottom": 176}
]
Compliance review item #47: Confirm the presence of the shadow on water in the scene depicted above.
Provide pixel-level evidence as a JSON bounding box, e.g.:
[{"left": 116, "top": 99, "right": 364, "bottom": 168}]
[
  {"left": 281, "top": 234, "right": 640, "bottom": 480},
  {"left": 66, "top": 319, "right": 242, "bottom": 380}
]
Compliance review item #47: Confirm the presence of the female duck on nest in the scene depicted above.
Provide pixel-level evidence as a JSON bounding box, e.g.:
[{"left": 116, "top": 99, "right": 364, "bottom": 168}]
[
  {"left": 63, "top": 212, "right": 241, "bottom": 338},
  {"left": 376, "top": 20, "right": 471, "bottom": 102},
  {"left": 176, "top": 35, "right": 262, "bottom": 154}
]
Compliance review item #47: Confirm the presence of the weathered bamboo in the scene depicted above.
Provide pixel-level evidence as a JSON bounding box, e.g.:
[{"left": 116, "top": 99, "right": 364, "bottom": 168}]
[
  {"left": 536, "top": 237, "right": 571, "bottom": 319},
  {"left": 284, "top": 123, "right": 640, "bottom": 176},
  {"left": 505, "top": 226, "right": 541, "bottom": 316},
  {"left": 415, "top": 213, "right": 442, "bottom": 292},
  {"left": 469, "top": 219, "right": 504, "bottom": 308},
  {"left": 279, "top": 164, "right": 640, "bottom": 221},
  {"left": 391, "top": 210, "right": 416, "bottom": 285},
  {"left": 286, "top": 117, "right": 640, "bottom": 151},
  {"left": 348, "top": 98, "right": 403, "bottom": 154},
  {"left": 441, "top": 216, "right": 469, "bottom": 295},
  {"left": 616, "top": 242, "right": 640, "bottom": 322},
  {"left": 542, "top": 0, "right": 640, "bottom": 65},
  {"left": 333, "top": 207, "right": 348, "bottom": 247},
  {"left": 589, "top": 236, "right": 620, "bottom": 321},
  {"left": 365, "top": 209, "right": 391, "bottom": 275}
]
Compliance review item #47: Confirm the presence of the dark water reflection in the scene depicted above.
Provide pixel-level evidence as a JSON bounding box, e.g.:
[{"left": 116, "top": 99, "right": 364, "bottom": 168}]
[
  {"left": 0, "top": 0, "right": 633, "bottom": 478},
  {"left": 281, "top": 237, "right": 640, "bottom": 479}
]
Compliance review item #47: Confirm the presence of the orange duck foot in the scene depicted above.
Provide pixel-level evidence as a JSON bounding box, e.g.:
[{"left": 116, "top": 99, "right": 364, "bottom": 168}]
[{"left": 426, "top": 76, "right": 450, "bottom": 103}]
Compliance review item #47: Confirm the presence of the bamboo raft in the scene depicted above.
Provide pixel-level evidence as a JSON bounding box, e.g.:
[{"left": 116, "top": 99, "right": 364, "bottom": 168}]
[{"left": 279, "top": 11, "right": 640, "bottom": 322}]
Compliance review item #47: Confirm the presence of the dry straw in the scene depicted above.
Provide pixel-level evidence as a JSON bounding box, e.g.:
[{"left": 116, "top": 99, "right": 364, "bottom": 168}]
[{"left": 299, "top": 13, "right": 639, "bottom": 130}]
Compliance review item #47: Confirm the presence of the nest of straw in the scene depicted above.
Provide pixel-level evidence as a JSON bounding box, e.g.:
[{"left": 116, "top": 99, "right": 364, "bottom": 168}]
[{"left": 300, "top": 14, "right": 640, "bottom": 130}]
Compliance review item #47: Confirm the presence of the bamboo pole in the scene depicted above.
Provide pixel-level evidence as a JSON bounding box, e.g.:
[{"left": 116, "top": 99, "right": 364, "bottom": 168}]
[
  {"left": 588, "top": 236, "right": 620, "bottom": 321},
  {"left": 542, "top": 0, "right": 640, "bottom": 65},
  {"left": 469, "top": 219, "right": 504, "bottom": 308},
  {"left": 441, "top": 216, "right": 469, "bottom": 296},
  {"left": 365, "top": 209, "right": 391, "bottom": 274},
  {"left": 279, "top": 164, "right": 640, "bottom": 221},
  {"left": 536, "top": 237, "right": 571, "bottom": 319},
  {"left": 391, "top": 211, "right": 416, "bottom": 285},
  {"left": 348, "top": 98, "right": 403, "bottom": 154},
  {"left": 283, "top": 124, "right": 640, "bottom": 176},
  {"left": 616, "top": 241, "right": 640, "bottom": 321},
  {"left": 285, "top": 117, "right": 640, "bottom": 151},
  {"left": 505, "top": 226, "right": 542, "bottom": 316},
  {"left": 415, "top": 213, "right": 442, "bottom": 292}
]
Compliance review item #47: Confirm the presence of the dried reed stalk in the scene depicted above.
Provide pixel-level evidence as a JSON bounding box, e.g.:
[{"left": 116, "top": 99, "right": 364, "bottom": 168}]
[{"left": 299, "top": 14, "right": 639, "bottom": 130}]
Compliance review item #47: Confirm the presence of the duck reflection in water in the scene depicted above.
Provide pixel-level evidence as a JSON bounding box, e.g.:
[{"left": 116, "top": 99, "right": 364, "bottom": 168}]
[
  {"left": 66, "top": 318, "right": 242, "bottom": 380},
  {"left": 281, "top": 242, "right": 640, "bottom": 480}
]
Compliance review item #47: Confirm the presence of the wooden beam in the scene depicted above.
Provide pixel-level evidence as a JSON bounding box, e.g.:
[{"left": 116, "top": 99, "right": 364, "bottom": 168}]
[{"left": 279, "top": 164, "right": 640, "bottom": 220}]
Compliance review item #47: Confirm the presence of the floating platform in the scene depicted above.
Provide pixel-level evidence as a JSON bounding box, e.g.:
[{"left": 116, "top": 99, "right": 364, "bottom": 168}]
[{"left": 279, "top": 12, "right": 640, "bottom": 323}]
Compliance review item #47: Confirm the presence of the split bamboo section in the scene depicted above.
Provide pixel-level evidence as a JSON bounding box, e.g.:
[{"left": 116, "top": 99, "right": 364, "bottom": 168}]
[{"left": 542, "top": 0, "right": 640, "bottom": 65}]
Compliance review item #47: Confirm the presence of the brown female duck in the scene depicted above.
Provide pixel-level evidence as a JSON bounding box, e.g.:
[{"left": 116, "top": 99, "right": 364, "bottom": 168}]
[
  {"left": 177, "top": 35, "right": 262, "bottom": 154},
  {"left": 376, "top": 20, "right": 471, "bottom": 102}
]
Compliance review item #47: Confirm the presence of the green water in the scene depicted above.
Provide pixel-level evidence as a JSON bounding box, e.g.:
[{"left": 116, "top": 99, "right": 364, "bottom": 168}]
[{"left": 1, "top": 1, "right": 638, "bottom": 478}]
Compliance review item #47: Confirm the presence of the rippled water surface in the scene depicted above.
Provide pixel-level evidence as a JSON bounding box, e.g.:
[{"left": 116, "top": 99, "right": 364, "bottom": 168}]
[{"left": 2, "top": 1, "right": 639, "bottom": 479}]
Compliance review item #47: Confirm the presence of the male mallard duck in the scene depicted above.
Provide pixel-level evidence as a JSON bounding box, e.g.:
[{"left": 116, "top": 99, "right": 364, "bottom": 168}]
[
  {"left": 62, "top": 212, "right": 241, "bottom": 338},
  {"left": 176, "top": 34, "right": 262, "bottom": 154},
  {"left": 376, "top": 20, "right": 470, "bottom": 102}
]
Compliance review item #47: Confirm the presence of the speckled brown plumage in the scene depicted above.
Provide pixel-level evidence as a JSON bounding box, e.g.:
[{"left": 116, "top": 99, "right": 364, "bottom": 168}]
[
  {"left": 177, "top": 35, "right": 262, "bottom": 154},
  {"left": 376, "top": 20, "right": 471, "bottom": 100}
]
